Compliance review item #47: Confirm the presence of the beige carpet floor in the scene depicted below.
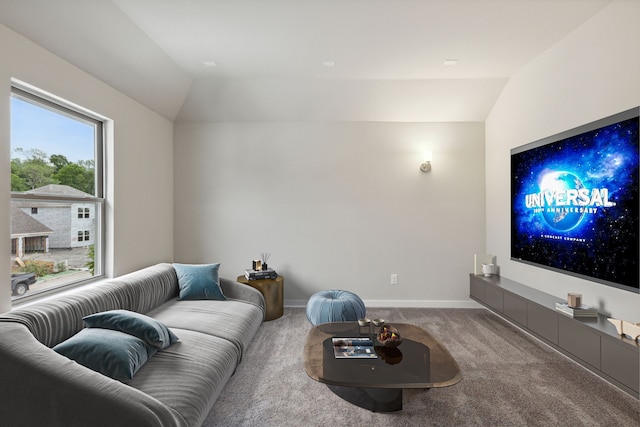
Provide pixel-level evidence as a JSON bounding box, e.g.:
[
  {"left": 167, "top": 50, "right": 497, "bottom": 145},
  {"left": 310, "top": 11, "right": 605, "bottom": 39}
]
[{"left": 203, "top": 307, "right": 639, "bottom": 426}]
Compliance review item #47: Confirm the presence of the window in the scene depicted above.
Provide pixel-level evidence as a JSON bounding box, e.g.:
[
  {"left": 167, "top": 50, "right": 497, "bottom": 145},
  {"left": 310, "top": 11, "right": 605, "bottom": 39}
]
[{"left": 10, "top": 83, "right": 105, "bottom": 300}]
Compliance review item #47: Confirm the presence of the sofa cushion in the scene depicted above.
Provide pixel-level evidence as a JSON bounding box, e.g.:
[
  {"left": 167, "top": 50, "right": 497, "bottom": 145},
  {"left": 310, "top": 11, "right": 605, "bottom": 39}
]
[
  {"left": 125, "top": 328, "right": 240, "bottom": 426},
  {"left": 53, "top": 328, "right": 154, "bottom": 380},
  {"left": 83, "top": 309, "right": 179, "bottom": 349},
  {"left": 147, "top": 299, "right": 263, "bottom": 361},
  {"left": 173, "top": 263, "right": 226, "bottom": 301}
]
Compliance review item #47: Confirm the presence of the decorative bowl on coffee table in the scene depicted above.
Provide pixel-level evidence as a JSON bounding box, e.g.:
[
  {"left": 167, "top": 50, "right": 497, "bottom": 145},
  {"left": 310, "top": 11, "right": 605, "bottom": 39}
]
[{"left": 377, "top": 324, "right": 402, "bottom": 347}]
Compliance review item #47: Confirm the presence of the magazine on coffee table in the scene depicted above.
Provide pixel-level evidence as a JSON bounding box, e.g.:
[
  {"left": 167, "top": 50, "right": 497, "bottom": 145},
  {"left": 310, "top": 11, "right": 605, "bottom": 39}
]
[{"left": 332, "top": 337, "right": 377, "bottom": 359}]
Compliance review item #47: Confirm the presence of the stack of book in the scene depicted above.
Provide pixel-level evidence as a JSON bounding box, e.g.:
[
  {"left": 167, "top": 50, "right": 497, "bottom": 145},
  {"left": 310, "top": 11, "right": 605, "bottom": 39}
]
[
  {"left": 244, "top": 268, "right": 277, "bottom": 280},
  {"left": 555, "top": 302, "right": 598, "bottom": 318}
]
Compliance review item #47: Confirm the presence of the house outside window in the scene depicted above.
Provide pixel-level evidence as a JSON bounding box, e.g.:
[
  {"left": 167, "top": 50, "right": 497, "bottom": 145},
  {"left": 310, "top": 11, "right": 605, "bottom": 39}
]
[{"left": 10, "top": 83, "right": 105, "bottom": 300}]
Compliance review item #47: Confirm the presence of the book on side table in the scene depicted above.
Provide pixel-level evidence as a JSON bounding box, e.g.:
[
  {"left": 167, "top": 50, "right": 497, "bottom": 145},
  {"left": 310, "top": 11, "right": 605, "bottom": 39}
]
[{"left": 244, "top": 268, "right": 278, "bottom": 280}]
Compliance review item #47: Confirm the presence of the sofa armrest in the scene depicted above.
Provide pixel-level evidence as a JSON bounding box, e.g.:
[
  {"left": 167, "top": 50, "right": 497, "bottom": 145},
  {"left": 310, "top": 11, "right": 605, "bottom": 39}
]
[
  {"left": 0, "top": 322, "right": 188, "bottom": 427},
  {"left": 220, "top": 277, "right": 266, "bottom": 313}
]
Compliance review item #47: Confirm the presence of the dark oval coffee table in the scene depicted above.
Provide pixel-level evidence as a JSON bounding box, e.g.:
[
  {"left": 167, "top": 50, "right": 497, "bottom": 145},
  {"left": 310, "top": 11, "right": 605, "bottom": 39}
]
[{"left": 304, "top": 322, "right": 461, "bottom": 412}]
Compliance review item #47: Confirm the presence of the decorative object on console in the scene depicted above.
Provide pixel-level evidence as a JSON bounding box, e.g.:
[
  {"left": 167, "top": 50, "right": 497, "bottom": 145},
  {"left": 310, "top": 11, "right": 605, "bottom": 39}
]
[
  {"left": 482, "top": 263, "right": 498, "bottom": 277},
  {"left": 608, "top": 318, "right": 640, "bottom": 341},
  {"left": 474, "top": 254, "right": 496, "bottom": 275},
  {"left": 567, "top": 293, "right": 582, "bottom": 308}
]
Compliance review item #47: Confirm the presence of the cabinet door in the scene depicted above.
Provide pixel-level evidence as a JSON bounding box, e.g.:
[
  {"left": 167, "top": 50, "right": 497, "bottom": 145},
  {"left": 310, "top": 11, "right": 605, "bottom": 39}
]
[
  {"left": 527, "top": 303, "right": 558, "bottom": 345},
  {"left": 558, "top": 316, "right": 600, "bottom": 369},
  {"left": 470, "top": 277, "right": 485, "bottom": 302},
  {"left": 601, "top": 338, "right": 639, "bottom": 393},
  {"left": 504, "top": 293, "right": 527, "bottom": 326},
  {"left": 485, "top": 286, "right": 503, "bottom": 312}
]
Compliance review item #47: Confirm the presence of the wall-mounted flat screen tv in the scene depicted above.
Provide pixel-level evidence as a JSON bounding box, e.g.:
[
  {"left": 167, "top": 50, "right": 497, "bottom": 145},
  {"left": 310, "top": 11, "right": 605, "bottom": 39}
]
[{"left": 511, "top": 108, "right": 640, "bottom": 294}]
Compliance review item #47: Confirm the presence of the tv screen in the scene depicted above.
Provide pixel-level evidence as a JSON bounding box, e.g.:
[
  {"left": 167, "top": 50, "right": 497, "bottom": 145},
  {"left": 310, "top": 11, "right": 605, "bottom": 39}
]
[{"left": 511, "top": 108, "right": 640, "bottom": 294}]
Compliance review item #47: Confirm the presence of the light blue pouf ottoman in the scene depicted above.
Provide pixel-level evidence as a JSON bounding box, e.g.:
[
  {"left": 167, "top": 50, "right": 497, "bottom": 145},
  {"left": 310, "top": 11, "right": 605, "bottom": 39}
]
[{"left": 306, "top": 290, "right": 366, "bottom": 326}]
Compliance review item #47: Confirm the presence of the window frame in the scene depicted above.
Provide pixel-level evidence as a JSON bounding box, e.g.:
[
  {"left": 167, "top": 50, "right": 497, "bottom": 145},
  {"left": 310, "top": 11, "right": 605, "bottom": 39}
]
[{"left": 10, "top": 83, "right": 106, "bottom": 301}]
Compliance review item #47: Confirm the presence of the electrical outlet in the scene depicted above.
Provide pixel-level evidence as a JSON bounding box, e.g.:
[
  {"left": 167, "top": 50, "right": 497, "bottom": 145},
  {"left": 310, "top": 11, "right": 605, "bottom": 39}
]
[{"left": 390, "top": 273, "right": 398, "bottom": 285}]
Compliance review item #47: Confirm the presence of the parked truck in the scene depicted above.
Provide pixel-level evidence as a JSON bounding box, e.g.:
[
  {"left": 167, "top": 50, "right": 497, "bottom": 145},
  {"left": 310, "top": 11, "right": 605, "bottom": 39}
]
[{"left": 11, "top": 273, "right": 37, "bottom": 296}]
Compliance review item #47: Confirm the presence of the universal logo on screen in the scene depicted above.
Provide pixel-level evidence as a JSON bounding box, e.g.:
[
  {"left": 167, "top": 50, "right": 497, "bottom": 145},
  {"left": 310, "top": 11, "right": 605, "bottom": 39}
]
[{"left": 524, "top": 171, "right": 615, "bottom": 232}]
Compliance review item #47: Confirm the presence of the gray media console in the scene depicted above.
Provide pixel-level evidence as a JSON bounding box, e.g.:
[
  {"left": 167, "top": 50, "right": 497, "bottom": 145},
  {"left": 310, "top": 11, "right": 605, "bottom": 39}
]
[{"left": 469, "top": 274, "right": 639, "bottom": 399}]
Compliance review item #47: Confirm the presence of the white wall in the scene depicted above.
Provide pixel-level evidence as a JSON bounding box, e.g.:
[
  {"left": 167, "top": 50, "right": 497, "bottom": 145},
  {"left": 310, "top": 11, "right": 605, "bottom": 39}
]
[
  {"left": 486, "top": 0, "right": 640, "bottom": 320},
  {"left": 174, "top": 121, "right": 485, "bottom": 306},
  {"left": 0, "top": 24, "right": 175, "bottom": 312}
]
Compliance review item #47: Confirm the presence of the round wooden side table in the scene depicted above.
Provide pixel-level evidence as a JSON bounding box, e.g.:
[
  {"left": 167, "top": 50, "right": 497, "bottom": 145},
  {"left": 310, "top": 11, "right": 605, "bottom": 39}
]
[{"left": 236, "top": 275, "right": 284, "bottom": 321}]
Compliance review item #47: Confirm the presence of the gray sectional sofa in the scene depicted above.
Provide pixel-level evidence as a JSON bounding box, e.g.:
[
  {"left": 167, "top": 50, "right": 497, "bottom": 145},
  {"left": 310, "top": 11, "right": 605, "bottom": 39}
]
[{"left": 0, "top": 263, "right": 265, "bottom": 427}]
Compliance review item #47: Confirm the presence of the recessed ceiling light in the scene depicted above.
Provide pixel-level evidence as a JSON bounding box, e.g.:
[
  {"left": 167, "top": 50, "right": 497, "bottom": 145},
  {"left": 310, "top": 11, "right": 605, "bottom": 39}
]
[
  {"left": 203, "top": 61, "right": 218, "bottom": 67},
  {"left": 322, "top": 61, "right": 336, "bottom": 67},
  {"left": 443, "top": 59, "right": 459, "bottom": 66}
]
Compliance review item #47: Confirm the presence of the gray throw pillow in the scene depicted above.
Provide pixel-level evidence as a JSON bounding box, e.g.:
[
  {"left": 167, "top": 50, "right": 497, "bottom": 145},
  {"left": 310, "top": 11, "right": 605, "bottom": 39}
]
[
  {"left": 53, "top": 328, "right": 154, "bottom": 380},
  {"left": 83, "top": 309, "right": 178, "bottom": 349}
]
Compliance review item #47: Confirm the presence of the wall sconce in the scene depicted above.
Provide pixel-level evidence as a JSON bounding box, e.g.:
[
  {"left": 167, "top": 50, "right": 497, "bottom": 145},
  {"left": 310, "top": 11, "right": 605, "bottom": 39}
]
[{"left": 420, "top": 151, "right": 432, "bottom": 172}]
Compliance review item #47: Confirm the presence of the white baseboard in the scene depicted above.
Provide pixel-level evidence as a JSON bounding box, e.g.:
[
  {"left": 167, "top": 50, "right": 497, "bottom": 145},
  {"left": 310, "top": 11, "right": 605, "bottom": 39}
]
[
  {"left": 285, "top": 299, "right": 483, "bottom": 309},
  {"left": 364, "top": 300, "right": 483, "bottom": 308},
  {"left": 283, "top": 300, "right": 307, "bottom": 308}
]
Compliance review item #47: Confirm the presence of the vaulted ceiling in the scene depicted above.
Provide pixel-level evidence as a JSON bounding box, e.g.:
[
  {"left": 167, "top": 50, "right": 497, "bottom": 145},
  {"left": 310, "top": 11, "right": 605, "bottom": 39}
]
[{"left": 0, "top": 0, "right": 612, "bottom": 122}]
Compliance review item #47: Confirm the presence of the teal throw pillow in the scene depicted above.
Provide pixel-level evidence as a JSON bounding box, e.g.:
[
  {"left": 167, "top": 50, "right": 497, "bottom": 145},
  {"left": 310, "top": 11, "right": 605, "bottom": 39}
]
[
  {"left": 173, "top": 263, "right": 226, "bottom": 301},
  {"left": 53, "top": 328, "right": 154, "bottom": 380},
  {"left": 83, "top": 309, "right": 179, "bottom": 350}
]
